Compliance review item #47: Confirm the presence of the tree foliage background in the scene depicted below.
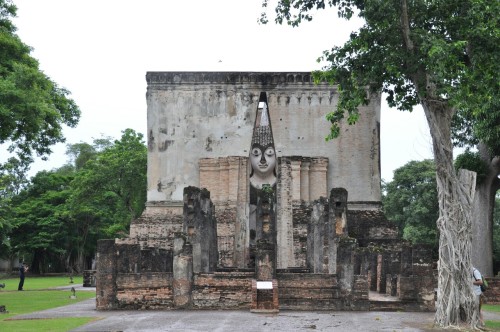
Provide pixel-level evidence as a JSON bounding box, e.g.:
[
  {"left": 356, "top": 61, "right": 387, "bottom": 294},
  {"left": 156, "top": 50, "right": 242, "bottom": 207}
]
[
  {"left": 0, "top": 0, "right": 81, "bottom": 262},
  {"left": 6, "top": 129, "right": 147, "bottom": 273},
  {"left": 383, "top": 160, "right": 439, "bottom": 253}
]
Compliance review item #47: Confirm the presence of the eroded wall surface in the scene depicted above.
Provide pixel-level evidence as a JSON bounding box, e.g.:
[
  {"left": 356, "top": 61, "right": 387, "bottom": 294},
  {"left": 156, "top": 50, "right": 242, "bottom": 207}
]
[{"left": 146, "top": 72, "right": 381, "bottom": 205}]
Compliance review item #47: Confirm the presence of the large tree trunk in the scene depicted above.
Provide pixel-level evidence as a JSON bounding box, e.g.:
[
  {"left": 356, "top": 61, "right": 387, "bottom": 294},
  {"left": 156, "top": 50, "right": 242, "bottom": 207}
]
[
  {"left": 421, "top": 103, "right": 479, "bottom": 328},
  {"left": 471, "top": 143, "right": 500, "bottom": 277}
]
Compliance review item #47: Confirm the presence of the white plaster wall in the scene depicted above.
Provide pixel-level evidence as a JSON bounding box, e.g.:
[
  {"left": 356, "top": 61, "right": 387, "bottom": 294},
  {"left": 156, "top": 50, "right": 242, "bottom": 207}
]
[{"left": 146, "top": 72, "right": 381, "bottom": 203}]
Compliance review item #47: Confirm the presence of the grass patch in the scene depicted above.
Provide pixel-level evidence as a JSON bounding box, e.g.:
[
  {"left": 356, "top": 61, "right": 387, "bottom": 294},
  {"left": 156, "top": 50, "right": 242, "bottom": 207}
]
[
  {"left": 0, "top": 276, "right": 96, "bottom": 331},
  {"left": 485, "top": 320, "right": 500, "bottom": 331},
  {"left": 484, "top": 304, "right": 500, "bottom": 330},
  {"left": 0, "top": 317, "right": 97, "bottom": 332},
  {"left": 0, "top": 276, "right": 83, "bottom": 291},
  {"left": 0, "top": 289, "right": 95, "bottom": 320},
  {"left": 484, "top": 304, "right": 500, "bottom": 313}
]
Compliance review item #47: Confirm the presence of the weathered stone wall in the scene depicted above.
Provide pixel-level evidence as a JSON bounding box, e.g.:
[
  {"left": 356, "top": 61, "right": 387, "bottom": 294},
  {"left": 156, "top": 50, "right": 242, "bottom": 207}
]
[{"left": 146, "top": 72, "right": 381, "bottom": 205}]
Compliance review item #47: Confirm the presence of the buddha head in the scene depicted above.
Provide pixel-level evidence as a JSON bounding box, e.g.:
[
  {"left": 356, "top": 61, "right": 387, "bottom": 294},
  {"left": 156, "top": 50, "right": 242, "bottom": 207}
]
[{"left": 250, "top": 99, "right": 276, "bottom": 189}]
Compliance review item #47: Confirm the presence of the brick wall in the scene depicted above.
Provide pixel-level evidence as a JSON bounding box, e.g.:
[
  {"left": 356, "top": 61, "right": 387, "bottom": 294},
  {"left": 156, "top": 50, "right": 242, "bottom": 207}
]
[
  {"left": 483, "top": 277, "right": 500, "bottom": 304},
  {"left": 292, "top": 202, "right": 311, "bottom": 267},
  {"left": 278, "top": 273, "right": 340, "bottom": 310},
  {"left": 116, "top": 272, "right": 174, "bottom": 309},
  {"left": 192, "top": 271, "right": 254, "bottom": 309},
  {"left": 215, "top": 204, "right": 237, "bottom": 267}
]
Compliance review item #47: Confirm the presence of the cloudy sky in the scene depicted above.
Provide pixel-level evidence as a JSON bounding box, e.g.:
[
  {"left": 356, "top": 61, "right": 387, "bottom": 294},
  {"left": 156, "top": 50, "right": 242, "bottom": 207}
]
[{"left": 12, "top": 0, "right": 433, "bottom": 181}]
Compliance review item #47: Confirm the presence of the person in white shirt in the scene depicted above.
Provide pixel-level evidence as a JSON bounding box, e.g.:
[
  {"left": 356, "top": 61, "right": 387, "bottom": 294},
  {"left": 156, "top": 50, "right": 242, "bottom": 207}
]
[{"left": 472, "top": 267, "right": 484, "bottom": 326}]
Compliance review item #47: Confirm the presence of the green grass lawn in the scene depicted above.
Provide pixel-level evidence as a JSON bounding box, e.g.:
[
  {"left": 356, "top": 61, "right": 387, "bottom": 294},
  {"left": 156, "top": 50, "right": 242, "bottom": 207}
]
[
  {"left": 0, "top": 275, "right": 83, "bottom": 291},
  {"left": 0, "top": 276, "right": 96, "bottom": 331},
  {"left": 483, "top": 304, "right": 500, "bottom": 330},
  {"left": 484, "top": 304, "right": 500, "bottom": 313}
]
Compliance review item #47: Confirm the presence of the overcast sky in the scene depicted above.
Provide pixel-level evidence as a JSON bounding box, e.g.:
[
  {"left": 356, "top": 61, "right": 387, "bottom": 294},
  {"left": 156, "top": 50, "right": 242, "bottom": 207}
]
[{"left": 12, "top": 0, "right": 433, "bottom": 182}]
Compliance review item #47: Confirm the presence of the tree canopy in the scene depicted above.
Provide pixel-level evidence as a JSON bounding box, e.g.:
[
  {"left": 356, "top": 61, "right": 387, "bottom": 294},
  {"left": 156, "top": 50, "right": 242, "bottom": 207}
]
[
  {"left": 0, "top": 0, "right": 80, "bottom": 167},
  {"left": 7, "top": 129, "right": 147, "bottom": 273},
  {"left": 383, "top": 160, "right": 439, "bottom": 252}
]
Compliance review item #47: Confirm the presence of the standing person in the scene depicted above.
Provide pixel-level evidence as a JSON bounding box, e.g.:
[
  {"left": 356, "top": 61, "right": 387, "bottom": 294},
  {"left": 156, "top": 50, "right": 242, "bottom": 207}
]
[
  {"left": 18, "top": 262, "right": 28, "bottom": 291},
  {"left": 472, "top": 267, "right": 484, "bottom": 326}
]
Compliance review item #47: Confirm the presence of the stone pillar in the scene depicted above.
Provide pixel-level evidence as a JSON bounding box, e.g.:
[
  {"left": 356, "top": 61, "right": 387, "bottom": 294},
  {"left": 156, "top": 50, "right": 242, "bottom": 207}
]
[
  {"left": 376, "top": 253, "right": 388, "bottom": 293},
  {"left": 300, "top": 158, "right": 311, "bottom": 202},
  {"left": 369, "top": 251, "right": 378, "bottom": 291},
  {"left": 290, "top": 159, "right": 302, "bottom": 201},
  {"left": 218, "top": 158, "right": 229, "bottom": 202},
  {"left": 255, "top": 188, "right": 276, "bottom": 280},
  {"left": 183, "top": 186, "right": 218, "bottom": 273},
  {"left": 326, "top": 188, "right": 348, "bottom": 274},
  {"left": 256, "top": 241, "right": 275, "bottom": 281},
  {"left": 307, "top": 198, "right": 328, "bottom": 273},
  {"left": 233, "top": 156, "right": 248, "bottom": 268},
  {"left": 173, "top": 235, "right": 193, "bottom": 308},
  {"left": 309, "top": 157, "right": 328, "bottom": 200},
  {"left": 337, "top": 238, "right": 358, "bottom": 296},
  {"left": 276, "top": 157, "right": 294, "bottom": 268},
  {"left": 96, "top": 239, "right": 117, "bottom": 310}
]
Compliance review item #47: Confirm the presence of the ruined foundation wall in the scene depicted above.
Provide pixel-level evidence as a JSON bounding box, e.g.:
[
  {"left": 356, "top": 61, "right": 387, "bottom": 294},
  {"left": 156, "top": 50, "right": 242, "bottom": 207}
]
[
  {"left": 292, "top": 201, "right": 311, "bottom": 268},
  {"left": 192, "top": 271, "right": 254, "bottom": 309},
  {"left": 116, "top": 273, "right": 174, "bottom": 309},
  {"left": 128, "top": 202, "right": 183, "bottom": 250}
]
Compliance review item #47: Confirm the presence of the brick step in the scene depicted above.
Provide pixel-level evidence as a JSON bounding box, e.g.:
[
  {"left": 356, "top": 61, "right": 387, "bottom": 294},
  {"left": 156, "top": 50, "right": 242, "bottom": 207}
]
[{"left": 369, "top": 300, "right": 404, "bottom": 311}]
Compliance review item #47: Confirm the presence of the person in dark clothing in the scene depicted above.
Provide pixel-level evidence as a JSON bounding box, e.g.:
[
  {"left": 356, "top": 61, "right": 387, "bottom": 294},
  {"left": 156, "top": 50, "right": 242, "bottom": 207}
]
[{"left": 18, "top": 262, "right": 28, "bottom": 291}]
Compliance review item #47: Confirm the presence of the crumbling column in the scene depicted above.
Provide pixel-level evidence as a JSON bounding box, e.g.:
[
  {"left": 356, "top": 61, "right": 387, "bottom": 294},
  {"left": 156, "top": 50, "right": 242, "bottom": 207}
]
[
  {"left": 183, "top": 186, "right": 218, "bottom": 273},
  {"left": 276, "top": 157, "right": 294, "bottom": 269},
  {"left": 300, "top": 158, "right": 310, "bottom": 202},
  {"left": 290, "top": 159, "right": 302, "bottom": 201},
  {"left": 326, "top": 188, "right": 349, "bottom": 274},
  {"left": 173, "top": 234, "right": 193, "bottom": 308},
  {"left": 96, "top": 239, "right": 117, "bottom": 310},
  {"left": 255, "top": 188, "right": 276, "bottom": 280},
  {"left": 309, "top": 157, "right": 328, "bottom": 200},
  {"left": 376, "top": 253, "right": 388, "bottom": 293},
  {"left": 307, "top": 197, "right": 328, "bottom": 273},
  {"left": 337, "top": 237, "right": 358, "bottom": 296}
]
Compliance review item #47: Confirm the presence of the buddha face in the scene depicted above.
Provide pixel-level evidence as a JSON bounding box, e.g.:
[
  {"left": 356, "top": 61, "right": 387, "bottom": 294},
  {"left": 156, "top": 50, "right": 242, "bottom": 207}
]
[{"left": 250, "top": 144, "right": 276, "bottom": 187}]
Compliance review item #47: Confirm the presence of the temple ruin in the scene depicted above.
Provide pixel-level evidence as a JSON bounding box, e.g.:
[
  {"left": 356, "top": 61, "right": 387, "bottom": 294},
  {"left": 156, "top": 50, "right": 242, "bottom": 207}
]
[{"left": 95, "top": 72, "right": 436, "bottom": 311}]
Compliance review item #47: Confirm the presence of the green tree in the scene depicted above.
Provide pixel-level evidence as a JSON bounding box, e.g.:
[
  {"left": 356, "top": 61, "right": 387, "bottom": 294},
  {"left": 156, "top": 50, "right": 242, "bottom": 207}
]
[
  {"left": 0, "top": 0, "right": 80, "bottom": 168},
  {"left": 261, "top": 0, "right": 499, "bottom": 327},
  {"left": 0, "top": 157, "right": 29, "bottom": 257},
  {"left": 9, "top": 169, "right": 75, "bottom": 273},
  {"left": 8, "top": 129, "right": 147, "bottom": 273},
  {"left": 68, "top": 129, "right": 147, "bottom": 271},
  {"left": 383, "top": 160, "right": 439, "bottom": 252}
]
